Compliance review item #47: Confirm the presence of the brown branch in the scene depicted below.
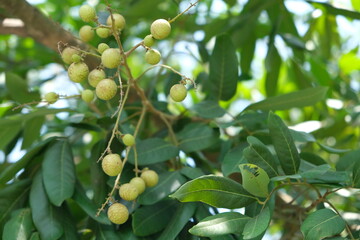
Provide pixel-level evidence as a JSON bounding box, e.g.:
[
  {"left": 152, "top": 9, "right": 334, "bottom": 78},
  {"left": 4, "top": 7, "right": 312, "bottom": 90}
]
[{"left": 0, "top": 0, "right": 100, "bottom": 69}]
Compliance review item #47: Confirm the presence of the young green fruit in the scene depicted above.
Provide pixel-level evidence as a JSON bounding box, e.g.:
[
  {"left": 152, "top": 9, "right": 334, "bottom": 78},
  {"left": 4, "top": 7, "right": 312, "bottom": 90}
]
[
  {"left": 150, "top": 19, "right": 171, "bottom": 40},
  {"left": 101, "top": 153, "right": 122, "bottom": 176},
  {"left": 129, "top": 177, "right": 146, "bottom": 195},
  {"left": 79, "top": 5, "right": 96, "bottom": 22},
  {"left": 44, "top": 92, "right": 59, "bottom": 104},
  {"left": 170, "top": 84, "right": 187, "bottom": 102},
  {"left": 107, "top": 203, "right": 129, "bottom": 224},
  {"left": 79, "top": 25, "right": 94, "bottom": 42},
  {"left": 88, "top": 68, "right": 106, "bottom": 87},
  {"left": 81, "top": 89, "right": 94, "bottom": 103},
  {"left": 98, "top": 43, "right": 110, "bottom": 54},
  {"left": 96, "top": 27, "right": 111, "bottom": 38},
  {"left": 145, "top": 49, "right": 161, "bottom": 65},
  {"left": 101, "top": 48, "right": 121, "bottom": 69},
  {"left": 119, "top": 183, "right": 139, "bottom": 201},
  {"left": 143, "top": 35, "right": 155, "bottom": 47},
  {"left": 96, "top": 79, "right": 118, "bottom": 100},
  {"left": 71, "top": 54, "right": 82, "bottom": 63},
  {"left": 68, "top": 62, "right": 89, "bottom": 83},
  {"left": 140, "top": 170, "right": 159, "bottom": 187},
  {"left": 61, "top": 47, "right": 80, "bottom": 64},
  {"left": 106, "top": 13, "right": 126, "bottom": 30},
  {"left": 122, "top": 134, "right": 135, "bottom": 147}
]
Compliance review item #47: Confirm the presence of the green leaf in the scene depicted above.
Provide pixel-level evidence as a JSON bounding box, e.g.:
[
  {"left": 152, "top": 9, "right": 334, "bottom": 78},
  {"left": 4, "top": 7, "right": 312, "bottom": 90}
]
[
  {"left": 265, "top": 44, "right": 281, "bottom": 97},
  {"left": 138, "top": 171, "right": 187, "bottom": 205},
  {"left": 180, "top": 167, "right": 204, "bottom": 179},
  {"left": 0, "top": 138, "right": 54, "bottom": 184},
  {"left": 301, "top": 164, "right": 332, "bottom": 179},
  {"left": 72, "top": 181, "right": 111, "bottom": 225},
  {"left": 42, "top": 139, "right": 76, "bottom": 206},
  {"left": 0, "top": 180, "right": 31, "bottom": 227},
  {"left": 209, "top": 34, "right": 239, "bottom": 101},
  {"left": 95, "top": 224, "right": 119, "bottom": 240},
  {"left": 0, "top": 121, "right": 22, "bottom": 150},
  {"left": 317, "top": 143, "right": 351, "bottom": 154},
  {"left": 170, "top": 175, "right": 256, "bottom": 209},
  {"left": 308, "top": 1, "right": 360, "bottom": 19},
  {"left": 2, "top": 208, "right": 34, "bottom": 240},
  {"left": 268, "top": 112, "right": 300, "bottom": 175},
  {"left": 158, "top": 203, "right": 197, "bottom": 240},
  {"left": 300, "top": 152, "right": 327, "bottom": 166},
  {"left": 290, "top": 130, "right": 316, "bottom": 143},
  {"left": 29, "top": 232, "right": 41, "bottom": 240},
  {"left": 243, "top": 136, "right": 279, "bottom": 178},
  {"left": 132, "top": 200, "right": 178, "bottom": 237},
  {"left": 243, "top": 207, "right": 271, "bottom": 239},
  {"left": 5, "top": 72, "right": 40, "bottom": 103},
  {"left": 30, "top": 172, "right": 63, "bottom": 240},
  {"left": 336, "top": 149, "right": 360, "bottom": 171},
  {"left": 191, "top": 100, "right": 226, "bottom": 119},
  {"left": 58, "top": 204, "right": 79, "bottom": 240},
  {"left": 222, "top": 144, "right": 247, "bottom": 177},
  {"left": 22, "top": 116, "right": 45, "bottom": 149},
  {"left": 177, "top": 123, "right": 219, "bottom": 153},
  {"left": 189, "top": 212, "right": 250, "bottom": 237},
  {"left": 352, "top": 158, "right": 360, "bottom": 188},
  {"left": 239, "top": 164, "right": 270, "bottom": 198},
  {"left": 301, "top": 209, "right": 346, "bottom": 240},
  {"left": 128, "top": 138, "right": 179, "bottom": 165},
  {"left": 245, "top": 86, "right": 328, "bottom": 111}
]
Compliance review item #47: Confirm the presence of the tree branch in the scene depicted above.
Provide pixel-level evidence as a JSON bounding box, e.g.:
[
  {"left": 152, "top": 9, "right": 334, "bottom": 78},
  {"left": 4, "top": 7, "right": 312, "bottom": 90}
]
[{"left": 0, "top": 0, "right": 99, "bottom": 68}]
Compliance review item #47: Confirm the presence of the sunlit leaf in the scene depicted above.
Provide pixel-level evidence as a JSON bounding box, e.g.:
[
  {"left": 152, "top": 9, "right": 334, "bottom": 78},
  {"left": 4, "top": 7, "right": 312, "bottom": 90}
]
[
  {"left": 189, "top": 212, "right": 250, "bottom": 237},
  {"left": 239, "top": 164, "right": 270, "bottom": 198},
  {"left": 171, "top": 175, "right": 257, "bottom": 209}
]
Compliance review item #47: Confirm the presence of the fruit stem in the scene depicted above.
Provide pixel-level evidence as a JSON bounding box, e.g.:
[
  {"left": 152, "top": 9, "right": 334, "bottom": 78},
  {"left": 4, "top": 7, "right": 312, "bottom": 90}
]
[
  {"left": 96, "top": 147, "right": 131, "bottom": 216},
  {"left": 168, "top": 1, "right": 199, "bottom": 24},
  {"left": 125, "top": 41, "right": 144, "bottom": 57},
  {"left": 97, "top": 85, "right": 130, "bottom": 163}
]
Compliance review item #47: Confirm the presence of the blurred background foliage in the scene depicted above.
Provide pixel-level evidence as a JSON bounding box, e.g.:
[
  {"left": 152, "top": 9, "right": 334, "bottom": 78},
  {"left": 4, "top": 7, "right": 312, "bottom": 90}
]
[{"left": 0, "top": 0, "right": 360, "bottom": 239}]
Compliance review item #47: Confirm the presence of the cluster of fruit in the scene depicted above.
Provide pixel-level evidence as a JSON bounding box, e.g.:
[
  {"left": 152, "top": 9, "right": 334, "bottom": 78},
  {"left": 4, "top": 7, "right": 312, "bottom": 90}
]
[
  {"left": 41, "top": 3, "right": 194, "bottom": 226},
  {"left": 43, "top": 4, "right": 188, "bottom": 105},
  {"left": 102, "top": 152, "right": 159, "bottom": 224}
]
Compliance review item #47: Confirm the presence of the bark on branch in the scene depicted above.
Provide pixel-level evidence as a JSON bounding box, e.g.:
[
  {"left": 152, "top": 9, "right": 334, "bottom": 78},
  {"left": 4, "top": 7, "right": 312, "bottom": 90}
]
[{"left": 0, "top": 0, "right": 99, "bottom": 68}]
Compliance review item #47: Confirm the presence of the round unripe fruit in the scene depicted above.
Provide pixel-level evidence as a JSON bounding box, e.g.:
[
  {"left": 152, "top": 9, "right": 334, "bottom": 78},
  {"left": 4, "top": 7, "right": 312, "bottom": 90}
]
[
  {"left": 96, "top": 79, "right": 118, "bottom": 100},
  {"left": 96, "top": 27, "right": 111, "bottom": 38},
  {"left": 143, "top": 35, "right": 155, "bottom": 47},
  {"left": 98, "top": 43, "right": 110, "bottom": 54},
  {"left": 81, "top": 89, "right": 94, "bottom": 103},
  {"left": 119, "top": 183, "right": 139, "bottom": 201},
  {"left": 68, "top": 62, "right": 89, "bottom": 83},
  {"left": 170, "top": 84, "right": 187, "bottom": 102},
  {"left": 122, "top": 134, "right": 135, "bottom": 147},
  {"left": 150, "top": 19, "right": 171, "bottom": 40},
  {"left": 145, "top": 49, "right": 161, "bottom": 65},
  {"left": 79, "top": 5, "right": 96, "bottom": 22},
  {"left": 101, "top": 153, "right": 122, "bottom": 176},
  {"left": 140, "top": 170, "right": 159, "bottom": 187},
  {"left": 71, "top": 54, "right": 82, "bottom": 63},
  {"left": 130, "top": 177, "right": 146, "bottom": 195},
  {"left": 44, "top": 92, "right": 59, "bottom": 104},
  {"left": 61, "top": 47, "right": 80, "bottom": 64},
  {"left": 107, "top": 203, "right": 129, "bottom": 224},
  {"left": 101, "top": 48, "right": 121, "bottom": 69},
  {"left": 106, "top": 13, "right": 126, "bottom": 30},
  {"left": 88, "top": 68, "right": 106, "bottom": 87},
  {"left": 79, "top": 25, "right": 94, "bottom": 42}
]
